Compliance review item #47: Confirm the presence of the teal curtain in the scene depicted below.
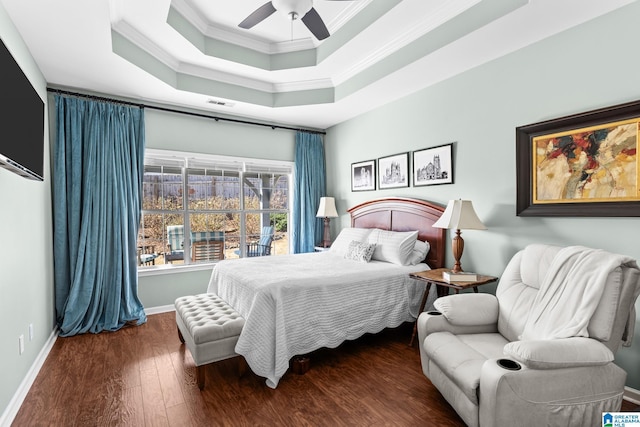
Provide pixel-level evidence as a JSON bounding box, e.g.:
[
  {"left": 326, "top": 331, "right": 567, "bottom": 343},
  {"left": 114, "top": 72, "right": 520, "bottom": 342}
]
[
  {"left": 53, "top": 95, "right": 147, "bottom": 336},
  {"left": 292, "top": 131, "right": 326, "bottom": 253}
]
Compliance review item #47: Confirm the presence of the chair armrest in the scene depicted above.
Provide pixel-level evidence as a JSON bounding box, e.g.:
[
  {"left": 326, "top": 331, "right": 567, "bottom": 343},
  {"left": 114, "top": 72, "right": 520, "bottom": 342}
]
[
  {"left": 503, "top": 337, "right": 614, "bottom": 369},
  {"left": 417, "top": 310, "right": 498, "bottom": 340},
  {"left": 416, "top": 311, "right": 499, "bottom": 377},
  {"left": 434, "top": 293, "right": 499, "bottom": 326}
]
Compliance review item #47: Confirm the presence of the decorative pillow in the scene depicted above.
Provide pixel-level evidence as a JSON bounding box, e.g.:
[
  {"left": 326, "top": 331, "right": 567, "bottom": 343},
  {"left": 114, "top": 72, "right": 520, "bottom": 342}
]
[
  {"left": 330, "top": 228, "right": 373, "bottom": 257},
  {"left": 344, "top": 240, "right": 376, "bottom": 263},
  {"left": 368, "top": 229, "right": 419, "bottom": 265}
]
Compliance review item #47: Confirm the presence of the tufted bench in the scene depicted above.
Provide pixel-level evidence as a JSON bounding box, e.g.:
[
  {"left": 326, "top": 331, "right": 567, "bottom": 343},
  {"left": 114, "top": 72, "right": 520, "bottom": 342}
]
[{"left": 175, "top": 293, "right": 245, "bottom": 390}]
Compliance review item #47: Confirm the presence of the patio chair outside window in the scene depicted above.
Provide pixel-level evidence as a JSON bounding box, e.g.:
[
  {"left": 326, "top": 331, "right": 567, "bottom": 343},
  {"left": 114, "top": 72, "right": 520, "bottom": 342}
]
[
  {"left": 138, "top": 246, "right": 158, "bottom": 266},
  {"left": 137, "top": 228, "right": 158, "bottom": 266},
  {"left": 191, "top": 231, "right": 225, "bottom": 262},
  {"left": 246, "top": 226, "right": 274, "bottom": 257},
  {"left": 165, "top": 225, "right": 184, "bottom": 263}
]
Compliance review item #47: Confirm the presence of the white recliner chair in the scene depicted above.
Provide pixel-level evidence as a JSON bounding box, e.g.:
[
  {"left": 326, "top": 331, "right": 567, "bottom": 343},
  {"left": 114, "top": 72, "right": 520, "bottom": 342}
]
[{"left": 417, "top": 243, "right": 640, "bottom": 427}]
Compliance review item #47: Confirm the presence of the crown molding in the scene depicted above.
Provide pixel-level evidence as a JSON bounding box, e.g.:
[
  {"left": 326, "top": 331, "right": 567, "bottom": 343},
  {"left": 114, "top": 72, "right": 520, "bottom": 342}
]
[
  {"left": 206, "top": 25, "right": 317, "bottom": 54},
  {"left": 273, "top": 78, "right": 334, "bottom": 92},
  {"left": 173, "top": 0, "right": 318, "bottom": 54},
  {"left": 334, "top": 0, "right": 482, "bottom": 85},
  {"left": 178, "top": 62, "right": 275, "bottom": 92},
  {"left": 111, "top": 18, "right": 181, "bottom": 70}
]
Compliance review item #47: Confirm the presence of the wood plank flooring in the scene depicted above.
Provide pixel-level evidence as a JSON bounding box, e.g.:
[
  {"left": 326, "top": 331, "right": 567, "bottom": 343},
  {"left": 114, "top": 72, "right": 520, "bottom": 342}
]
[
  {"left": 12, "top": 312, "right": 639, "bottom": 426},
  {"left": 12, "top": 312, "right": 463, "bottom": 426}
]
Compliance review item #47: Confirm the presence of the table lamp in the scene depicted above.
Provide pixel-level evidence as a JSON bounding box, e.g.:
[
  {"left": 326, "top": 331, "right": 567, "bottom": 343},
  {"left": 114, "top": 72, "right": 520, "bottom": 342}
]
[
  {"left": 432, "top": 199, "right": 486, "bottom": 273},
  {"left": 316, "top": 196, "right": 338, "bottom": 248}
]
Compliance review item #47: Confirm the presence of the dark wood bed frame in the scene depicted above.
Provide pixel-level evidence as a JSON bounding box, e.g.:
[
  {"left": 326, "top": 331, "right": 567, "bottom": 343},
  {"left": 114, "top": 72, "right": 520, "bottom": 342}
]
[{"left": 348, "top": 197, "right": 446, "bottom": 269}]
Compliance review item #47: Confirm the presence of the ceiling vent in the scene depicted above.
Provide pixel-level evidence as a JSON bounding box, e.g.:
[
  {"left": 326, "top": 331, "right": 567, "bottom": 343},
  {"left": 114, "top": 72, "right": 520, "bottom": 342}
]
[{"left": 207, "top": 99, "right": 235, "bottom": 107}]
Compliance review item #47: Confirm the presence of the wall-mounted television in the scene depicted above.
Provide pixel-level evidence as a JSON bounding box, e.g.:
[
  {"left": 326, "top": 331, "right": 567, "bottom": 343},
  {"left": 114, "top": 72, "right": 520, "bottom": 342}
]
[{"left": 0, "top": 37, "right": 44, "bottom": 181}]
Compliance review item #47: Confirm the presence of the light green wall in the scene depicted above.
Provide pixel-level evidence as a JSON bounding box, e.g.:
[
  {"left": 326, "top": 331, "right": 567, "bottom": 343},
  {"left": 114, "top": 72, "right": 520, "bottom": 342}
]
[
  {"left": 0, "top": 43, "right": 297, "bottom": 420},
  {"left": 0, "top": 2, "right": 54, "bottom": 423},
  {"left": 144, "top": 108, "right": 296, "bottom": 161},
  {"left": 138, "top": 109, "right": 297, "bottom": 305},
  {"left": 325, "top": 2, "right": 640, "bottom": 389},
  {"left": 138, "top": 269, "right": 214, "bottom": 309},
  {"left": 4, "top": 0, "right": 640, "bottom": 420}
]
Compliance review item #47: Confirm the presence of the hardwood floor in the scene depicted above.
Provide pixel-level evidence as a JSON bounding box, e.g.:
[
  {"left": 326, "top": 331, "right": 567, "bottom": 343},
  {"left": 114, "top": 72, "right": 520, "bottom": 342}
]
[
  {"left": 12, "top": 312, "right": 639, "bottom": 426},
  {"left": 12, "top": 312, "right": 464, "bottom": 426}
]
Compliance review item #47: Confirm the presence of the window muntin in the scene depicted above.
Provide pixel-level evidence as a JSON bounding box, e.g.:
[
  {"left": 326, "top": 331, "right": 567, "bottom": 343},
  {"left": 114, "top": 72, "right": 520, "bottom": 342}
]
[{"left": 137, "top": 151, "right": 292, "bottom": 269}]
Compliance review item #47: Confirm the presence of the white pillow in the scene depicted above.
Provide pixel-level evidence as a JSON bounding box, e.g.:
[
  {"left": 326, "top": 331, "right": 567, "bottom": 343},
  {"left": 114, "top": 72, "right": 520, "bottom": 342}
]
[
  {"left": 330, "top": 228, "right": 373, "bottom": 257},
  {"left": 344, "top": 241, "right": 376, "bottom": 263},
  {"left": 407, "top": 240, "right": 431, "bottom": 265},
  {"left": 368, "top": 229, "right": 419, "bottom": 265},
  {"left": 407, "top": 250, "right": 423, "bottom": 266},
  {"left": 414, "top": 240, "right": 430, "bottom": 257}
]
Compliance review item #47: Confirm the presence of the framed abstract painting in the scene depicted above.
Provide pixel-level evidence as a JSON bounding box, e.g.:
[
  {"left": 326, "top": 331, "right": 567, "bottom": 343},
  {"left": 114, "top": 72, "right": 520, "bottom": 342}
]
[{"left": 516, "top": 100, "right": 640, "bottom": 216}]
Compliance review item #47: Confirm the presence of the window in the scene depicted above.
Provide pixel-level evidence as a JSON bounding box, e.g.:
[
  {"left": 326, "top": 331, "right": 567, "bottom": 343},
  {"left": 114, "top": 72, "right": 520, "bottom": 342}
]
[{"left": 137, "top": 150, "right": 292, "bottom": 269}]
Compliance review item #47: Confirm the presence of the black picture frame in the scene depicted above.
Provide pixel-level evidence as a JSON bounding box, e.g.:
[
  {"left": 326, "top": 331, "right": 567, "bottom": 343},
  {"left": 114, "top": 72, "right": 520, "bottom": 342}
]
[
  {"left": 351, "top": 159, "right": 376, "bottom": 191},
  {"left": 516, "top": 100, "right": 640, "bottom": 217},
  {"left": 378, "top": 152, "right": 410, "bottom": 190},
  {"left": 412, "top": 143, "right": 454, "bottom": 187}
]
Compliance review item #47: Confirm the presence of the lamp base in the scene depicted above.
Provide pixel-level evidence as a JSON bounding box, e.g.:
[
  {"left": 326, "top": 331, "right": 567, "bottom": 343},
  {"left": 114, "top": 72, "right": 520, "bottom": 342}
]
[
  {"left": 451, "top": 229, "right": 464, "bottom": 273},
  {"left": 321, "top": 217, "right": 332, "bottom": 248}
]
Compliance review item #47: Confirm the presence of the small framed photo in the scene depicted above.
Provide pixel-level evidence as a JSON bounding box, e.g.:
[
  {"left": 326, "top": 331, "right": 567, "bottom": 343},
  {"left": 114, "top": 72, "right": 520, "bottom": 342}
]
[
  {"left": 413, "top": 143, "right": 454, "bottom": 187},
  {"left": 351, "top": 160, "right": 376, "bottom": 191},
  {"left": 378, "top": 152, "right": 410, "bottom": 190}
]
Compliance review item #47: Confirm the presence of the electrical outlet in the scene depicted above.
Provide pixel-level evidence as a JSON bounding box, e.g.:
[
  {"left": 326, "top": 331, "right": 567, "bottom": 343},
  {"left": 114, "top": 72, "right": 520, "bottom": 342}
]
[
  {"left": 29, "top": 324, "right": 34, "bottom": 341},
  {"left": 18, "top": 334, "right": 24, "bottom": 355}
]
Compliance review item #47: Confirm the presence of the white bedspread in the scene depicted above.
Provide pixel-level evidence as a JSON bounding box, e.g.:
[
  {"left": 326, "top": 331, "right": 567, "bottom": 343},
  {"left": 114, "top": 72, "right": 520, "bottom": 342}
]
[{"left": 206, "top": 251, "right": 435, "bottom": 388}]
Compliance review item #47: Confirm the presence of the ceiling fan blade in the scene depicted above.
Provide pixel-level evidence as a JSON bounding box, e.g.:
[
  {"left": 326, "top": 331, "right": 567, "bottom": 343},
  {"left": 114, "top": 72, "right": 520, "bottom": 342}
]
[
  {"left": 301, "top": 7, "right": 330, "bottom": 40},
  {"left": 239, "top": 2, "right": 277, "bottom": 29}
]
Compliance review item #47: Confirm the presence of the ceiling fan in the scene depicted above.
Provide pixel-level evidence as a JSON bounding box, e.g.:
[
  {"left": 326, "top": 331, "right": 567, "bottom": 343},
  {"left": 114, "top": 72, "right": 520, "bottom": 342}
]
[{"left": 239, "top": 0, "right": 354, "bottom": 41}]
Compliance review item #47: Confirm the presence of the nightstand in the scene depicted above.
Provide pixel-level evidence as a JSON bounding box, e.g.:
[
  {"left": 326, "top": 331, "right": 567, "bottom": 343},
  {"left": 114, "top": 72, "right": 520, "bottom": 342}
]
[{"left": 408, "top": 268, "right": 498, "bottom": 346}]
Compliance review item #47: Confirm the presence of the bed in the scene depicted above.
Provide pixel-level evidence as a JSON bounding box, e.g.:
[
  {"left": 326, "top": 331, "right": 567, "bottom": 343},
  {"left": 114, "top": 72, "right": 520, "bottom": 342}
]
[{"left": 206, "top": 197, "right": 446, "bottom": 388}]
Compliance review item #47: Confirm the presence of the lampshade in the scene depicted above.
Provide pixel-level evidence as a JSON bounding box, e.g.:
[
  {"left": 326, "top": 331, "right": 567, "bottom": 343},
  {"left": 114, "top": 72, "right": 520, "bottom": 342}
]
[
  {"left": 433, "top": 199, "right": 487, "bottom": 230},
  {"left": 316, "top": 197, "right": 338, "bottom": 218}
]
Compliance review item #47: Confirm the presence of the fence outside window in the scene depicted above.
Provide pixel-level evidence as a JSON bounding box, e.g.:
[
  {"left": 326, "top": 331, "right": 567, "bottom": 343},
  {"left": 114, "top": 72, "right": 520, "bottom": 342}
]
[{"left": 137, "top": 150, "right": 292, "bottom": 268}]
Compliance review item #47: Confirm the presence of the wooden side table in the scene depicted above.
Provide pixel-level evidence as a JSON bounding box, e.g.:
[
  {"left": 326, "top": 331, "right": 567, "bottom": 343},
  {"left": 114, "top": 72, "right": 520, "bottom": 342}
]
[{"left": 408, "top": 268, "right": 498, "bottom": 346}]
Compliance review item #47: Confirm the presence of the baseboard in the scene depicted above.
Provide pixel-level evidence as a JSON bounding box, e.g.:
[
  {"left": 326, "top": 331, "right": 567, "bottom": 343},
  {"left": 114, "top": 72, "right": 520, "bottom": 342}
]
[
  {"left": 0, "top": 307, "right": 174, "bottom": 427},
  {"left": 0, "top": 328, "right": 58, "bottom": 427},
  {"left": 624, "top": 386, "right": 640, "bottom": 406},
  {"left": 145, "top": 304, "right": 175, "bottom": 315}
]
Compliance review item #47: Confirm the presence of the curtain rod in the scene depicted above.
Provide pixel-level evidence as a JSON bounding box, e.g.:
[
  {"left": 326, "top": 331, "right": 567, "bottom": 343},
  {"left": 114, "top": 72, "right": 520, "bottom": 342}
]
[{"left": 47, "top": 88, "right": 326, "bottom": 135}]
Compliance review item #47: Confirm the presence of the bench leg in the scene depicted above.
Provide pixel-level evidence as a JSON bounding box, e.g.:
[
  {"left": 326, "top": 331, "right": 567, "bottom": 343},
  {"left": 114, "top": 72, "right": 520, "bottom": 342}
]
[
  {"left": 197, "top": 365, "right": 206, "bottom": 390},
  {"left": 177, "top": 326, "right": 185, "bottom": 344}
]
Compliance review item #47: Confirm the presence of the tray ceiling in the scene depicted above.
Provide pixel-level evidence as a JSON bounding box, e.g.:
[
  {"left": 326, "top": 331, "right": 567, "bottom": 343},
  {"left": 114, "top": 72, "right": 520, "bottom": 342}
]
[{"left": 1, "top": 0, "right": 635, "bottom": 129}]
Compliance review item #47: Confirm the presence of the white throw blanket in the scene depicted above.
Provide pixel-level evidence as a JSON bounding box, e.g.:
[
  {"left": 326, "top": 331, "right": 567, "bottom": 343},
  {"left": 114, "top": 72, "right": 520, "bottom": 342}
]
[{"left": 520, "top": 245, "right": 636, "bottom": 341}]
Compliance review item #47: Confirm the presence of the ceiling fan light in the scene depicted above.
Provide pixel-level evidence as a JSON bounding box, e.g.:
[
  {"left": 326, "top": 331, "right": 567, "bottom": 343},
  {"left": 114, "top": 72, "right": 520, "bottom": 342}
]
[{"left": 273, "top": 0, "right": 313, "bottom": 17}]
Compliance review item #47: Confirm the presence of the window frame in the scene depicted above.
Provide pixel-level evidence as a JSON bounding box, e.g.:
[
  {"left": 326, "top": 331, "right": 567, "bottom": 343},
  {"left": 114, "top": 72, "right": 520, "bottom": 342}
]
[{"left": 138, "top": 149, "right": 293, "bottom": 275}]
